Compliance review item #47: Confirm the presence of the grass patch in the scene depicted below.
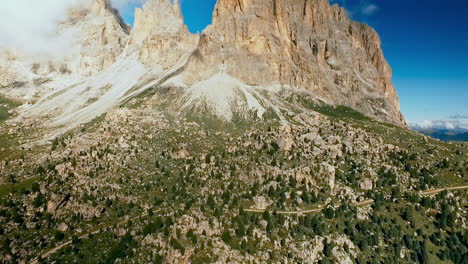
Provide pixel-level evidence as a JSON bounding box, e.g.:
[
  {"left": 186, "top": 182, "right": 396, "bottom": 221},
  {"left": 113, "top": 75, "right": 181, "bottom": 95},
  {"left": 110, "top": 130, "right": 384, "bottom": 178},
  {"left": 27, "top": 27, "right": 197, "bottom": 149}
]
[
  {"left": 296, "top": 96, "right": 371, "bottom": 122},
  {"left": 0, "top": 104, "right": 8, "bottom": 121},
  {"left": 0, "top": 176, "right": 41, "bottom": 199},
  {"left": 0, "top": 95, "right": 20, "bottom": 122},
  {"left": 314, "top": 104, "right": 371, "bottom": 121}
]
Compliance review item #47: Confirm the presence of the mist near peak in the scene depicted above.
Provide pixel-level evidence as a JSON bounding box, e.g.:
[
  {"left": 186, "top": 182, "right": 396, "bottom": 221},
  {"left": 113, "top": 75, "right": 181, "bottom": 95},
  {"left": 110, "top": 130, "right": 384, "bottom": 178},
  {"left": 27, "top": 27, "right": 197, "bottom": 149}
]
[
  {"left": 0, "top": 0, "right": 94, "bottom": 60},
  {"left": 0, "top": 0, "right": 149, "bottom": 60}
]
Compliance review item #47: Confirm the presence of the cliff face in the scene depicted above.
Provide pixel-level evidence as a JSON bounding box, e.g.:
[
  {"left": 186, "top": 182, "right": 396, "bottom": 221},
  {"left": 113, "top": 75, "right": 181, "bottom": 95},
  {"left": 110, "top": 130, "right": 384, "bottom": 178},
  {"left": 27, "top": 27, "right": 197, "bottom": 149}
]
[
  {"left": 182, "top": 0, "right": 405, "bottom": 125},
  {"left": 76, "top": 0, "right": 129, "bottom": 76}
]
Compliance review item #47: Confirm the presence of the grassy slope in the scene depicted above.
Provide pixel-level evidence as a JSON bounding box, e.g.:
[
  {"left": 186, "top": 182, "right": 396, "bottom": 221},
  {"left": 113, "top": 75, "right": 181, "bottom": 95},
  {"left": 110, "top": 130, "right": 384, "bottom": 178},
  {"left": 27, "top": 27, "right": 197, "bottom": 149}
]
[{"left": 0, "top": 96, "right": 22, "bottom": 162}]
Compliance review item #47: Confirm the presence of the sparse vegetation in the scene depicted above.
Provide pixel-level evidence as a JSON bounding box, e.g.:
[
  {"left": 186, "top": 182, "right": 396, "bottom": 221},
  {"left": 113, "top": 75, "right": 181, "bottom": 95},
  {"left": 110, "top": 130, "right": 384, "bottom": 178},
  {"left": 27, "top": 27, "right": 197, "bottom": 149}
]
[{"left": 0, "top": 94, "right": 466, "bottom": 263}]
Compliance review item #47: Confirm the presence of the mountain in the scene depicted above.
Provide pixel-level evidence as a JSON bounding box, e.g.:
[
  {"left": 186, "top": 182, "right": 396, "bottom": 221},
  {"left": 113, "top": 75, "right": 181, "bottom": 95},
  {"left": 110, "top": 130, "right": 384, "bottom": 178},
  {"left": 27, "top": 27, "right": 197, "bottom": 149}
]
[
  {"left": 0, "top": 0, "right": 466, "bottom": 263},
  {"left": 412, "top": 127, "right": 468, "bottom": 142},
  {"left": 1, "top": 0, "right": 405, "bottom": 138}
]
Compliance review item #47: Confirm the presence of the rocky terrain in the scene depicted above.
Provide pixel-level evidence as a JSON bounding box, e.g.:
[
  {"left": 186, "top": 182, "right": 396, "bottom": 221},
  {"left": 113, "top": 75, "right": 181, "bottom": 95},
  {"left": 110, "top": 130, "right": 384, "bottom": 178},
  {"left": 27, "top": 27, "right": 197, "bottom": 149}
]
[
  {"left": 1, "top": 91, "right": 467, "bottom": 263},
  {"left": 0, "top": 0, "right": 467, "bottom": 263}
]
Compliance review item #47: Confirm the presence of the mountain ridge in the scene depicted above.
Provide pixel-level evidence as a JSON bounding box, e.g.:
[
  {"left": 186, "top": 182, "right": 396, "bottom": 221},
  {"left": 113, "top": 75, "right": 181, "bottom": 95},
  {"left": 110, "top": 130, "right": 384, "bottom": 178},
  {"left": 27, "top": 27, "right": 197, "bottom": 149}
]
[{"left": 1, "top": 0, "right": 405, "bottom": 138}]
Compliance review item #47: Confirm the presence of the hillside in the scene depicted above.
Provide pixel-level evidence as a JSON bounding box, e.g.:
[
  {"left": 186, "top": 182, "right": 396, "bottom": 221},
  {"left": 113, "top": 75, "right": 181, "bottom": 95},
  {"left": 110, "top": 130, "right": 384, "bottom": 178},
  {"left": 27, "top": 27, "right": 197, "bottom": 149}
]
[{"left": 0, "top": 92, "right": 467, "bottom": 263}]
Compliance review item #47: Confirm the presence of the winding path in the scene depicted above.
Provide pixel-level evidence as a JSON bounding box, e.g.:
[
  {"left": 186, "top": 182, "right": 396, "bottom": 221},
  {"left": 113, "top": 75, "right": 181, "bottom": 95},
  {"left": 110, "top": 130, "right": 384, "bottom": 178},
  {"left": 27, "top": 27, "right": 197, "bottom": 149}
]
[
  {"left": 244, "top": 199, "right": 374, "bottom": 215},
  {"left": 244, "top": 185, "right": 468, "bottom": 215},
  {"left": 420, "top": 185, "right": 468, "bottom": 195}
]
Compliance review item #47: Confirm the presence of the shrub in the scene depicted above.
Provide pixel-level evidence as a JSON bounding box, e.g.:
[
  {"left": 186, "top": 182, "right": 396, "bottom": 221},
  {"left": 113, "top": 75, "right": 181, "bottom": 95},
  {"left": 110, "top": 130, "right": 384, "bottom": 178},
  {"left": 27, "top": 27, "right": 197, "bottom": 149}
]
[
  {"left": 36, "top": 166, "right": 46, "bottom": 175},
  {"left": 54, "top": 231, "right": 65, "bottom": 241},
  {"left": 104, "top": 234, "right": 135, "bottom": 263},
  {"left": 221, "top": 229, "right": 231, "bottom": 244},
  {"left": 33, "top": 194, "right": 45, "bottom": 208}
]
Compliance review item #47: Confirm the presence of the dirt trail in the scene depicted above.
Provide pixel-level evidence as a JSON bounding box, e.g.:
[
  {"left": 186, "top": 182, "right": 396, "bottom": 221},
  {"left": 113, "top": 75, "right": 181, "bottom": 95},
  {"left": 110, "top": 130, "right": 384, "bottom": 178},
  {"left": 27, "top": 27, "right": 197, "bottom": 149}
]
[
  {"left": 244, "top": 199, "right": 374, "bottom": 215},
  {"left": 420, "top": 185, "right": 468, "bottom": 195}
]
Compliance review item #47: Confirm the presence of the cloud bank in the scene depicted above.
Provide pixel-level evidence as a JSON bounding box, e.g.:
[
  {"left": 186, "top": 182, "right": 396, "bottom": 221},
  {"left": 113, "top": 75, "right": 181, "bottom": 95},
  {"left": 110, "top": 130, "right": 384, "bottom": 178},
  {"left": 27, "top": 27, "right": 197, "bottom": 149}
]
[
  {"left": 410, "top": 116, "right": 468, "bottom": 131},
  {"left": 361, "top": 4, "right": 378, "bottom": 16}
]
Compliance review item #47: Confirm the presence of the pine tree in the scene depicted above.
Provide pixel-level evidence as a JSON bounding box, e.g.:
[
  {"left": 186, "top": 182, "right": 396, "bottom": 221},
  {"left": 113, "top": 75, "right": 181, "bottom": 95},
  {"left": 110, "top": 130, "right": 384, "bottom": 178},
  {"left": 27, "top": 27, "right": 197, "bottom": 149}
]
[{"left": 323, "top": 207, "right": 335, "bottom": 219}]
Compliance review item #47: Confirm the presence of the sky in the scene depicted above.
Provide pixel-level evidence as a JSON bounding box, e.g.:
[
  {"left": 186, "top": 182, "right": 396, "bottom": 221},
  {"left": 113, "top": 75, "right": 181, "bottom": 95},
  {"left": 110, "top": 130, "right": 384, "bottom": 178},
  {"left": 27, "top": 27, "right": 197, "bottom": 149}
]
[
  {"left": 330, "top": 0, "right": 468, "bottom": 129},
  {"left": 119, "top": 0, "right": 217, "bottom": 33},
  {"left": 0, "top": 0, "right": 466, "bottom": 129}
]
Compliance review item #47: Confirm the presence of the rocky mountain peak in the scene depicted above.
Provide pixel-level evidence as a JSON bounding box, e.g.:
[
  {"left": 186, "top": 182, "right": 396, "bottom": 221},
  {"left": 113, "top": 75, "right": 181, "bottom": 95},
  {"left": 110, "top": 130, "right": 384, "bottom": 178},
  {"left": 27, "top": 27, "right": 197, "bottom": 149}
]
[
  {"left": 131, "top": 0, "right": 185, "bottom": 43},
  {"left": 181, "top": 0, "right": 405, "bottom": 125},
  {"left": 90, "top": 0, "right": 131, "bottom": 34},
  {"left": 90, "top": 0, "right": 111, "bottom": 16}
]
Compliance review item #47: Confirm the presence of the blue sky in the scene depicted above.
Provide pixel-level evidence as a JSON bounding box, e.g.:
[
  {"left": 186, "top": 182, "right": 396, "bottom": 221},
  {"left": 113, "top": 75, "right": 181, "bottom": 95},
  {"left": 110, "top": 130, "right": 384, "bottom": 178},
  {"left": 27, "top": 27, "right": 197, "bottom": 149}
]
[
  {"left": 119, "top": 0, "right": 217, "bottom": 33},
  {"left": 334, "top": 0, "right": 468, "bottom": 129},
  {"left": 119, "top": 0, "right": 468, "bottom": 128}
]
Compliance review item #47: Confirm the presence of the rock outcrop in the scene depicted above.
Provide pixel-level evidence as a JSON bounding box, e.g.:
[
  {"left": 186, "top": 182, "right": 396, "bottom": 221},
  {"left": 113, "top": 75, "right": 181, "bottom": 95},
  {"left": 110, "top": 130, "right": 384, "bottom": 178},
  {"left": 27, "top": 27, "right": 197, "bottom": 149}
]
[
  {"left": 129, "top": 0, "right": 199, "bottom": 68},
  {"left": 181, "top": 0, "right": 405, "bottom": 125}
]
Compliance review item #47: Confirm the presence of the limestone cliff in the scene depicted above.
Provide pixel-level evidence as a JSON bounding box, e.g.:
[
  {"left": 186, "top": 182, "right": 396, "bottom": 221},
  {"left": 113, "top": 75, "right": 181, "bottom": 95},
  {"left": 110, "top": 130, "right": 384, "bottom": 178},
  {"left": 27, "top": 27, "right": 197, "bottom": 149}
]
[{"left": 182, "top": 0, "right": 405, "bottom": 125}]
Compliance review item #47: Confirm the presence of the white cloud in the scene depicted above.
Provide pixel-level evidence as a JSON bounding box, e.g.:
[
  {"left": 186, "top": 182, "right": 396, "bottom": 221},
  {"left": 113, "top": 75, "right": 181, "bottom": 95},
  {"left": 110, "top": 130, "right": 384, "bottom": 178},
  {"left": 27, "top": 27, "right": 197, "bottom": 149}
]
[
  {"left": 0, "top": 0, "right": 90, "bottom": 58},
  {"left": 361, "top": 3, "right": 378, "bottom": 15},
  {"left": 410, "top": 118, "right": 468, "bottom": 131},
  {"left": 329, "top": 0, "right": 378, "bottom": 19}
]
